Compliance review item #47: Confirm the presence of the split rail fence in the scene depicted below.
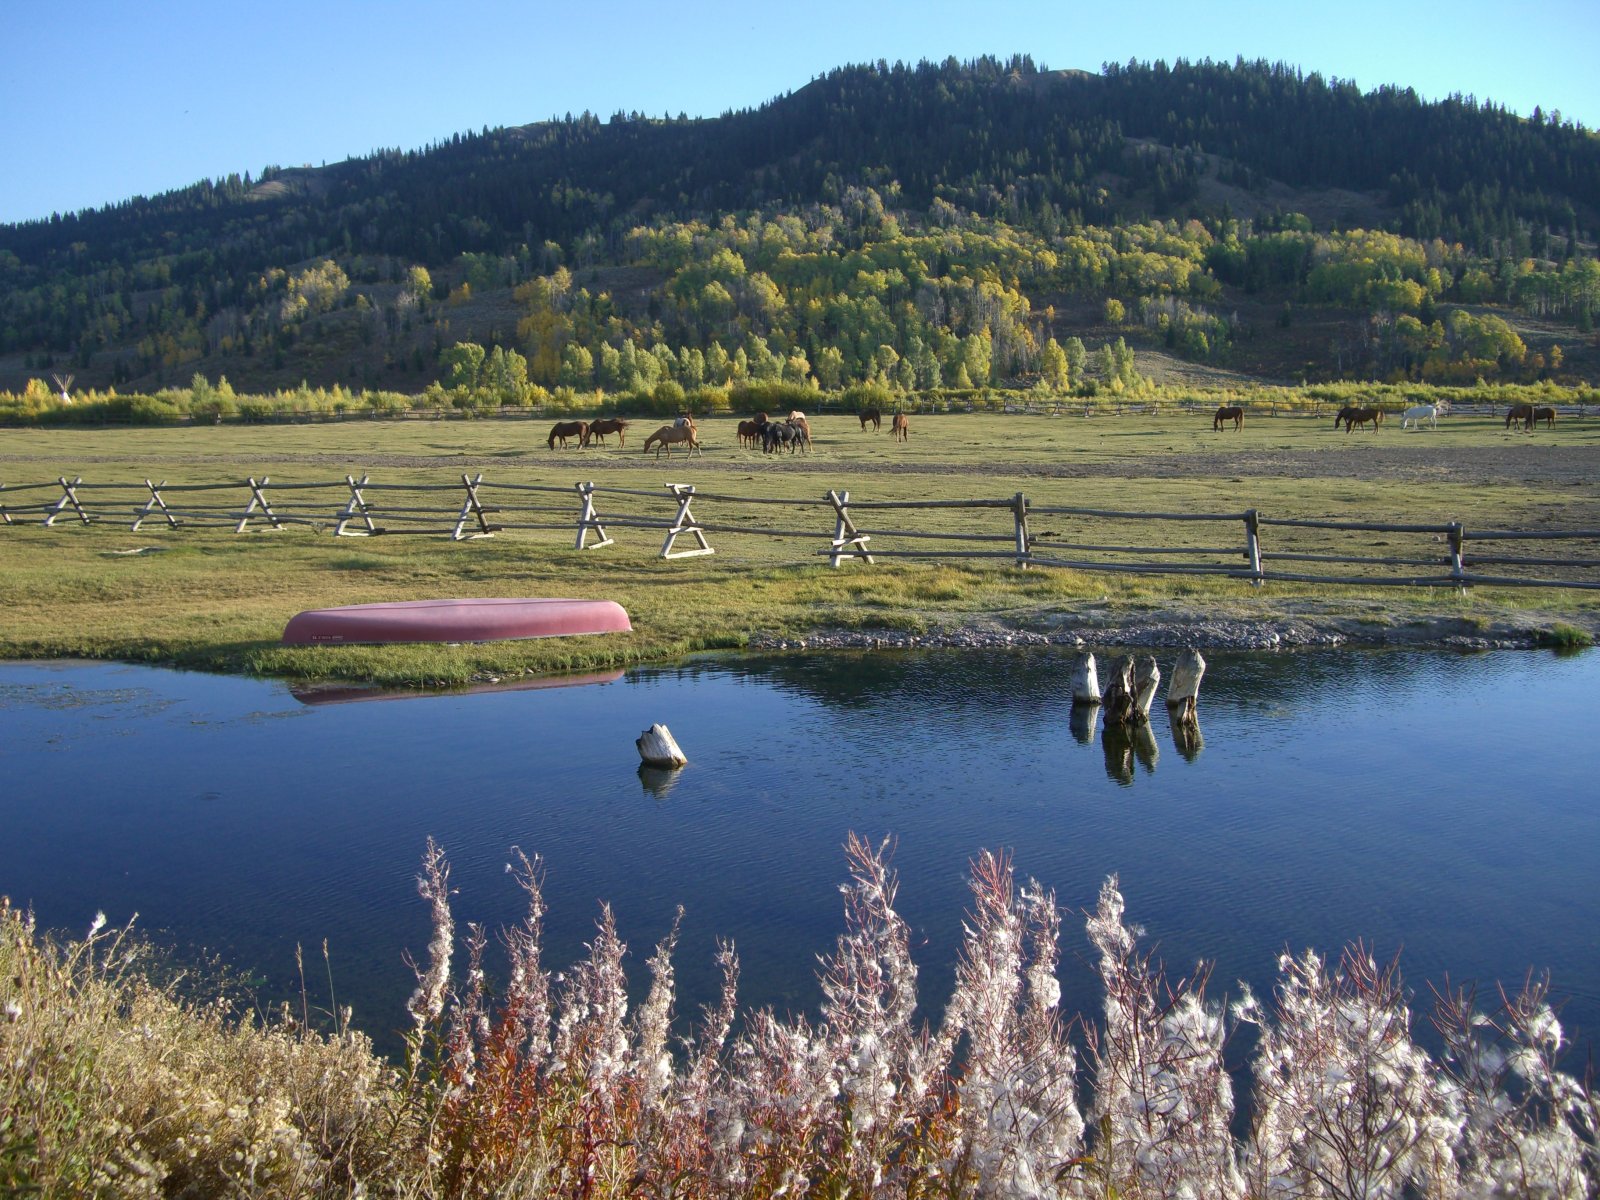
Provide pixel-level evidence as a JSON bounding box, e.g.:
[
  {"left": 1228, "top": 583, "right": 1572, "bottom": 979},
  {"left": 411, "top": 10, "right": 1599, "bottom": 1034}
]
[{"left": 3, "top": 472, "right": 1598, "bottom": 591}]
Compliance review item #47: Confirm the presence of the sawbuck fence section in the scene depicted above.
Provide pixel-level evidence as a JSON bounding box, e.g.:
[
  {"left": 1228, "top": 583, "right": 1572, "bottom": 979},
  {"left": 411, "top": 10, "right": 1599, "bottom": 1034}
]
[{"left": 4, "top": 472, "right": 1598, "bottom": 591}]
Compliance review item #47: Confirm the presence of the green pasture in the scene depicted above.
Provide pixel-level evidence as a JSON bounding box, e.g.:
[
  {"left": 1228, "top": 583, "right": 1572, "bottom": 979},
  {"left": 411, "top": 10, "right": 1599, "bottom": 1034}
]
[{"left": 3, "top": 409, "right": 1596, "bottom": 685}]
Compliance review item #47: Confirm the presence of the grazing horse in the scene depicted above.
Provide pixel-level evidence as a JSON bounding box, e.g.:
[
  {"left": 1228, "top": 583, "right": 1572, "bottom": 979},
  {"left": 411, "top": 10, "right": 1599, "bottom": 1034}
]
[
  {"left": 891, "top": 412, "right": 910, "bottom": 441},
  {"left": 1534, "top": 406, "right": 1557, "bottom": 428},
  {"left": 548, "top": 420, "right": 589, "bottom": 449},
  {"left": 760, "top": 421, "right": 798, "bottom": 453},
  {"left": 1506, "top": 403, "right": 1535, "bottom": 430},
  {"left": 1213, "top": 405, "right": 1244, "bottom": 431},
  {"left": 583, "top": 417, "right": 629, "bottom": 447},
  {"left": 736, "top": 419, "right": 763, "bottom": 448},
  {"left": 786, "top": 413, "right": 812, "bottom": 451},
  {"left": 1336, "top": 406, "right": 1382, "bottom": 432},
  {"left": 643, "top": 423, "right": 701, "bottom": 458},
  {"left": 859, "top": 406, "right": 882, "bottom": 431},
  {"left": 1401, "top": 404, "right": 1440, "bottom": 430}
]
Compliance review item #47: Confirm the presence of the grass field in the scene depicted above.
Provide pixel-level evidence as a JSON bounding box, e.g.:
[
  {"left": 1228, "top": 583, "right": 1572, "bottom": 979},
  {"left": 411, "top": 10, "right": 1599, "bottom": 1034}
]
[{"left": 3, "top": 406, "right": 1597, "bottom": 685}]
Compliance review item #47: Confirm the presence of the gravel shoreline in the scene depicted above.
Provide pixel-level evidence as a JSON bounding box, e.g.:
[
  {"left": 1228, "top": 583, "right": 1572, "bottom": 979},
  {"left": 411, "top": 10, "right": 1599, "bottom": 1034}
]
[{"left": 748, "top": 607, "right": 1599, "bottom": 654}]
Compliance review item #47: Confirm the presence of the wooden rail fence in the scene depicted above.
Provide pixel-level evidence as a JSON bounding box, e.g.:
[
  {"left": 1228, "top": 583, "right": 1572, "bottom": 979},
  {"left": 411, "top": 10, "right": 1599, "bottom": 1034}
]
[{"left": 4, "top": 472, "right": 1598, "bottom": 591}]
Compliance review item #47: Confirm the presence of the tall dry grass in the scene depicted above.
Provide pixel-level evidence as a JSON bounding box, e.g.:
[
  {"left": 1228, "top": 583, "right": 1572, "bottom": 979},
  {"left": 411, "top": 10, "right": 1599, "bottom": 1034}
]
[{"left": 3, "top": 838, "right": 1597, "bottom": 1198}]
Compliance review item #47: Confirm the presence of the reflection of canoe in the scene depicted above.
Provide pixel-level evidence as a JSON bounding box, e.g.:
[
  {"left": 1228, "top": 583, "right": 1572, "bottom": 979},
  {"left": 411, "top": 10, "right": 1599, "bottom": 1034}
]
[
  {"left": 282, "top": 598, "right": 631, "bottom": 646},
  {"left": 290, "top": 669, "right": 626, "bottom": 706}
]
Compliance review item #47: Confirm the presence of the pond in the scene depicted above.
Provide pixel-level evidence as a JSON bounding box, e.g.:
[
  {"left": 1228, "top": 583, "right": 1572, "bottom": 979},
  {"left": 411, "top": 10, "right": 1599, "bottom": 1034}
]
[{"left": 2, "top": 647, "right": 1597, "bottom": 1062}]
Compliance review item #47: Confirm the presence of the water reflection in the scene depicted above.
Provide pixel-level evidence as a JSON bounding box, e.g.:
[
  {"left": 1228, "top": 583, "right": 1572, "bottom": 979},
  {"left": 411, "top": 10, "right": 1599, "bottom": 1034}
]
[
  {"left": 1069, "top": 705, "right": 1098, "bottom": 745},
  {"left": 1170, "top": 709, "right": 1204, "bottom": 761},
  {"left": 638, "top": 764, "right": 685, "bottom": 801},
  {"left": 1102, "top": 723, "right": 1160, "bottom": 785},
  {"left": 290, "top": 669, "right": 624, "bottom": 706}
]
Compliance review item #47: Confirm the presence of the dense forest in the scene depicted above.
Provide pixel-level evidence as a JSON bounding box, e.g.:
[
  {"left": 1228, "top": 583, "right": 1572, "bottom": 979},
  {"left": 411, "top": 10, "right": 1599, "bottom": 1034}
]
[{"left": 2, "top": 56, "right": 1597, "bottom": 408}]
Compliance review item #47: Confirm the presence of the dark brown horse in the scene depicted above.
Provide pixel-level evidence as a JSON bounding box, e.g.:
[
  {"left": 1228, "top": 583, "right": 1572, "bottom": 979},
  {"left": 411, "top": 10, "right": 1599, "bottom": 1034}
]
[
  {"left": 1533, "top": 406, "right": 1556, "bottom": 428},
  {"left": 1213, "top": 405, "right": 1244, "bottom": 431},
  {"left": 1335, "top": 406, "right": 1382, "bottom": 432},
  {"left": 583, "top": 417, "right": 629, "bottom": 447},
  {"left": 1506, "top": 403, "right": 1535, "bottom": 430},
  {"left": 859, "top": 407, "right": 882, "bottom": 431},
  {"left": 548, "top": 420, "right": 589, "bottom": 449},
  {"left": 736, "top": 418, "right": 762, "bottom": 448},
  {"left": 891, "top": 412, "right": 910, "bottom": 441}
]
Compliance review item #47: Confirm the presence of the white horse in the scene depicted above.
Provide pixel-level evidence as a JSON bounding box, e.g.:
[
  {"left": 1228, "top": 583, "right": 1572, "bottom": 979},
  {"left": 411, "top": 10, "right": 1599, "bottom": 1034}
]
[{"left": 1401, "top": 399, "right": 1448, "bottom": 430}]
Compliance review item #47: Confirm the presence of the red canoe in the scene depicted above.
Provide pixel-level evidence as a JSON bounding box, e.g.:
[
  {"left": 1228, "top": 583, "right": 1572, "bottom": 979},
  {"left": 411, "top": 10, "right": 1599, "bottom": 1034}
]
[{"left": 281, "top": 598, "right": 632, "bottom": 645}]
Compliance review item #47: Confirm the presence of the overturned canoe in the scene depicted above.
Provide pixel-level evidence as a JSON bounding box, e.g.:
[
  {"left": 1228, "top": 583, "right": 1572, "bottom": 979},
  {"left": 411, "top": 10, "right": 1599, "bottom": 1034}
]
[{"left": 282, "top": 597, "right": 632, "bottom": 645}]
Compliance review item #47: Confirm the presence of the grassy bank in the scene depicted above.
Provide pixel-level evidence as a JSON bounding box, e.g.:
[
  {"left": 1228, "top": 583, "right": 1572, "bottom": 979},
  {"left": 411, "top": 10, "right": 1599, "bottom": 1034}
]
[{"left": 3, "top": 409, "right": 1598, "bottom": 685}]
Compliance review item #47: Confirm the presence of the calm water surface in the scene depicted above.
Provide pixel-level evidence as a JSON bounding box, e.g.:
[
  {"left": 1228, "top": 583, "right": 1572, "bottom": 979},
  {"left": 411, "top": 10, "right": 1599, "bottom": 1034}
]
[{"left": 2, "top": 648, "right": 1596, "bottom": 1059}]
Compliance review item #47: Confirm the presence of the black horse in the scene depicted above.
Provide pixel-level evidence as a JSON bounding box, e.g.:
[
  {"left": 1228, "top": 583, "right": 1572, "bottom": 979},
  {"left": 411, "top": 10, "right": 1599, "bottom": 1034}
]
[{"left": 761, "top": 422, "right": 798, "bottom": 453}]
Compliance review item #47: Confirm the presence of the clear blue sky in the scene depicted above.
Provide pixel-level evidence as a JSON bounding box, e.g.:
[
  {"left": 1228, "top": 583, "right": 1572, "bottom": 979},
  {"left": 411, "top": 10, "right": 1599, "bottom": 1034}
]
[{"left": 3, "top": 0, "right": 1596, "bottom": 227}]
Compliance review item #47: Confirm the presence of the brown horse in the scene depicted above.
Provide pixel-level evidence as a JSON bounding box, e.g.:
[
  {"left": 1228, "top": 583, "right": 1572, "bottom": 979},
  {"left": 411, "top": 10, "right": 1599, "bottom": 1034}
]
[
  {"left": 786, "top": 413, "right": 812, "bottom": 451},
  {"left": 548, "top": 420, "right": 589, "bottom": 449},
  {"left": 1533, "top": 406, "right": 1556, "bottom": 428},
  {"left": 1336, "top": 406, "right": 1382, "bottom": 432},
  {"left": 736, "top": 419, "right": 762, "bottom": 448},
  {"left": 891, "top": 412, "right": 910, "bottom": 441},
  {"left": 583, "top": 417, "right": 629, "bottom": 447},
  {"left": 859, "top": 407, "right": 882, "bottom": 431},
  {"left": 1213, "top": 405, "right": 1244, "bottom": 431},
  {"left": 643, "top": 423, "right": 701, "bottom": 458},
  {"left": 1506, "top": 403, "right": 1535, "bottom": 430}
]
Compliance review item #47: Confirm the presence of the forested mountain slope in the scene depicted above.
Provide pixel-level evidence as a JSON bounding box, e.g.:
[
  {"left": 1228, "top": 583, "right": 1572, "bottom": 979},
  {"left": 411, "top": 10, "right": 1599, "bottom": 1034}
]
[{"left": 3, "top": 56, "right": 1596, "bottom": 398}]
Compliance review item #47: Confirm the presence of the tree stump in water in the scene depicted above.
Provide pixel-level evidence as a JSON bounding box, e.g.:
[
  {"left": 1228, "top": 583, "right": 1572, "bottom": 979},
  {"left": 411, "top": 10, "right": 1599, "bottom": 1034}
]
[
  {"left": 1101, "top": 654, "right": 1161, "bottom": 727},
  {"left": 1069, "top": 651, "right": 1101, "bottom": 706},
  {"left": 1165, "top": 649, "right": 1206, "bottom": 728},
  {"left": 636, "top": 723, "right": 687, "bottom": 768}
]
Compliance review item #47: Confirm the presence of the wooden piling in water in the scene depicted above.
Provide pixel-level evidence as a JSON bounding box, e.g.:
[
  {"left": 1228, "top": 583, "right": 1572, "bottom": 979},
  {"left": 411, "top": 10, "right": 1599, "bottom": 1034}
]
[
  {"left": 636, "top": 723, "right": 687, "bottom": 768},
  {"left": 1069, "top": 651, "right": 1101, "bottom": 706},
  {"left": 1165, "top": 649, "right": 1206, "bottom": 726}
]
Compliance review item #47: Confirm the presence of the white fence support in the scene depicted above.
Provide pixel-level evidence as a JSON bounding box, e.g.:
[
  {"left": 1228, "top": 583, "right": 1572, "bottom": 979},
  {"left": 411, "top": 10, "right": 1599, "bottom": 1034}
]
[
  {"left": 575, "top": 481, "right": 614, "bottom": 549},
  {"left": 236, "top": 477, "right": 285, "bottom": 532},
  {"left": 44, "top": 476, "right": 91, "bottom": 526},
  {"left": 828, "top": 489, "right": 874, "bottom": 566},
  {"left": 451, "top": 472, "right": 498, "bottom": 540},
  {"left": 334, "top": 475, "right": 378, "bottom": 537},
  {"left": 659, "top": 484, "right": 713, "bottom": 559}
]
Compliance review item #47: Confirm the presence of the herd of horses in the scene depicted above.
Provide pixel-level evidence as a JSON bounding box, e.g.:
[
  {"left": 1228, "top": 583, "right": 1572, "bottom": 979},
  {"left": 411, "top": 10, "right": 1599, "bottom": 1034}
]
[
  {"left": 736, "top": 411, "right": 813, "bottom": 454},
  {"left": 547, "top": 401, "right": 1562, "bottom": 456},
  {"left": 544, "top": 407, "right": 911, "bottom": 457},
  {"left": 1207, "top": 399, "right": 1558, "bottom": 434}
]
